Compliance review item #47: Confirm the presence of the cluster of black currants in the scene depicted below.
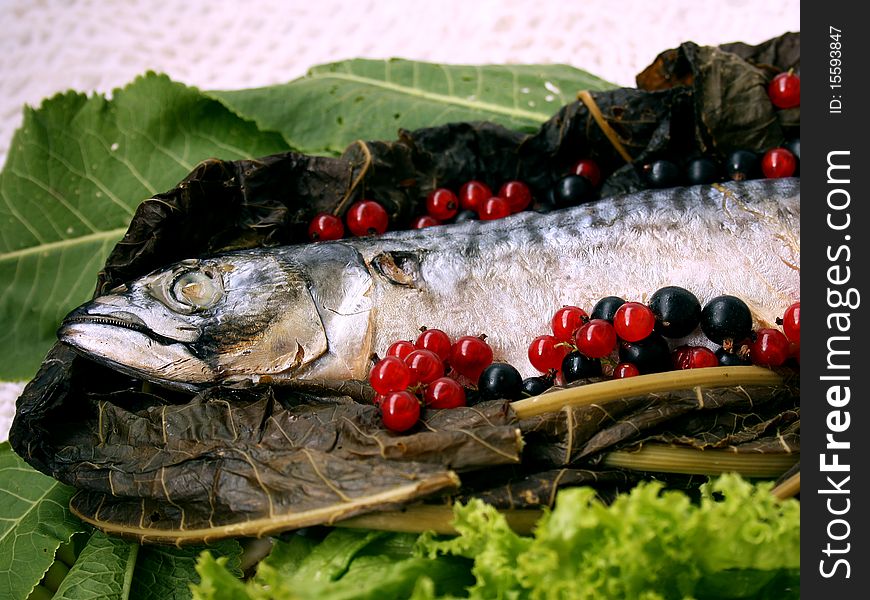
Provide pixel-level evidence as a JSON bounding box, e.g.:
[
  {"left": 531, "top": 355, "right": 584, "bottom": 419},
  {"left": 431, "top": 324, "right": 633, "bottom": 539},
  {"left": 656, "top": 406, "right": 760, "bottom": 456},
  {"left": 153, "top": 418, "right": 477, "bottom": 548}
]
[{"left": 643, "top": 139, "right": 801, "bottom": 188}]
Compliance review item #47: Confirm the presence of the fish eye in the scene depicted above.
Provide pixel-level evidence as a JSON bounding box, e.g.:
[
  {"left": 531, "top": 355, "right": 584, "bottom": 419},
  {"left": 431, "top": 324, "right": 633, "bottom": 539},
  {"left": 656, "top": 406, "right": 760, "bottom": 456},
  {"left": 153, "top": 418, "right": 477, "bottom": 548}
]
[{"left": 169, "top": 269, "right": 222, "bottom": 310}]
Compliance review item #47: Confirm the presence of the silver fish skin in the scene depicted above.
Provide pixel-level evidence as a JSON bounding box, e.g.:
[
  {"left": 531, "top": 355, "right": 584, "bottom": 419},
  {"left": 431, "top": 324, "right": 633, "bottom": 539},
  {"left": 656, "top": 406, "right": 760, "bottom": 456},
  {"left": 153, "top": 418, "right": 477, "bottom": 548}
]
[{"left": 58, "top": 179, "right": 800, "bottom": 391}]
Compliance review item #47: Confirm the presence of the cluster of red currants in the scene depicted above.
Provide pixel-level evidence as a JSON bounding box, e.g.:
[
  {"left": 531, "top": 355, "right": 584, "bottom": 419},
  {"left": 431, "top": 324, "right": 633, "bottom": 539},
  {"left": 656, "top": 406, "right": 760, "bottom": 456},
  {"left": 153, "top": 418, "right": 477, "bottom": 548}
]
[
  {"left": 368, "top": 328, "right": 494, "bottom": 432},
  {"left": 417, "top": 179, "right": 535, "bottom": 227},
  {"left": 308, "top": 200, "right": 390, "bottom": 242},
  {"left": 307, "top": 178, "right": 545, "bottom": 242}
]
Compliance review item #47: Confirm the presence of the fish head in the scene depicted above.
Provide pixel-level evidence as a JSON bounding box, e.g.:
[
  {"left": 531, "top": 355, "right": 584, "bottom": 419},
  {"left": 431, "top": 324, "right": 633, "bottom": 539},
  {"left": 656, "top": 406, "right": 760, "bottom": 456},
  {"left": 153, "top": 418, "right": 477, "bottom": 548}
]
[{"left": 58, "top": 252, "right": 329, "bottom": 390}]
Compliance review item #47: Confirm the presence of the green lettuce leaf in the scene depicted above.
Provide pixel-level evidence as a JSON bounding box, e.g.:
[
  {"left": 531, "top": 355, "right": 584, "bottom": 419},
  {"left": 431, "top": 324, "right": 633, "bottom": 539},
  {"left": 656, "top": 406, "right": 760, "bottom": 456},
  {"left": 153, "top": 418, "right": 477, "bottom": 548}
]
[
  {"left": 0, "top": 442, "right": 86, "bottom": 600},
  {"left": 191, "top": 475, "right": 799, "bottom": 600},
  {"left": 192, "top": 530, "right": 472, "bottom": 600},
  {"left": 423, "top": 473, "right": 799, "bottom": 600},
  {"left": 190, "top": 554, "right": 252, "bottom": 600},
  {"left": 208, "top": 59, "right": 615, "bottom": 155}
]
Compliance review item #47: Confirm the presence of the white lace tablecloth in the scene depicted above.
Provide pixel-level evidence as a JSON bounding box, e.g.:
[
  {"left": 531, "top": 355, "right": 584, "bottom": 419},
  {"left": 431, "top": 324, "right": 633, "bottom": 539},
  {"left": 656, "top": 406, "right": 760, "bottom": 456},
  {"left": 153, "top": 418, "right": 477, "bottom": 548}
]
[{"left": 0, "top": 0, "right": 799, "bottom": 440}]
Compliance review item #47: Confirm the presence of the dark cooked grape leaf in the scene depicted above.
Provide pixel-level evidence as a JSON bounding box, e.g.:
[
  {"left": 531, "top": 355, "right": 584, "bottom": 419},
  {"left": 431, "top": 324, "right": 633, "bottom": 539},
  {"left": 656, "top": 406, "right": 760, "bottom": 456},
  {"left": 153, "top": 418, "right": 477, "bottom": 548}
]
[
  {"left": 45, "top": 384, "right": 520, "bottom": 544},
  {"left": 454, "top": 467, "right": 634, "bottom": 509},
  {"left": 635, "top": 35, "right": 801, "bottom": 153},
  {"left": 719, "top": 31, "right": 801, "bottom": 75},
  {"left": 519, "top": 383, "right": 799, "bottom": 467},
  {"left": 680, "top": 43, "right": 784, "bottom": 155}
]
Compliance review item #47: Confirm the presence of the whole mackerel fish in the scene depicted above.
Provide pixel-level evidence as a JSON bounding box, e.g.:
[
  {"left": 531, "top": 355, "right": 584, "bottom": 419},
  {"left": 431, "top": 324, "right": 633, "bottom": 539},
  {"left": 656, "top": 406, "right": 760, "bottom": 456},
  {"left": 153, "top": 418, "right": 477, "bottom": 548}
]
[{"left": 58, "top": 179, "right": 800, "bottom": 391}]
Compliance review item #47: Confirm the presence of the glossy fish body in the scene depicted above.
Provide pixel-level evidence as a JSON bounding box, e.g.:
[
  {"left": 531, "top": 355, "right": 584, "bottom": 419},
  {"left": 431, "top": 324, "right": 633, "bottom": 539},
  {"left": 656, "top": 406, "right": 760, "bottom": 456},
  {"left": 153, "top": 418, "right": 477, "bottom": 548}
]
[{"left": 58, "top": 179, "right": 800, "bottom": 390}]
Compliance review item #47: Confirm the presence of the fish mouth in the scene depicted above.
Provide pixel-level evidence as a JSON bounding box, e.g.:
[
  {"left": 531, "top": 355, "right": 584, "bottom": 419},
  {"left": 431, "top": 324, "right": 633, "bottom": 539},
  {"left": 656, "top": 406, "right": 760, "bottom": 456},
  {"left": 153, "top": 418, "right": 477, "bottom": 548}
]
[
  {"left": 62, "top": 311, "right": 148, "bottom": 333},
  {"left": 59, "top": 310, "right": 184, "bottom": 346},
  {"left": 57, "top": 307, "right": 214, "bottom": 389}
]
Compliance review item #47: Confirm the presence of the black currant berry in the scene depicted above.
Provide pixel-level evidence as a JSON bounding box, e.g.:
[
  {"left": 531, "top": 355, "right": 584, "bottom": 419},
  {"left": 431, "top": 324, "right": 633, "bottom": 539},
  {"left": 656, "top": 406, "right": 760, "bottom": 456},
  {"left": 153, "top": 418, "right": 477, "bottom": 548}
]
[
  {"left": 591, "top": 296, "right": 626, "bottom": 323},
  {"left": 561, "top": 351, "right": 602, "bottom": 383},
  {"left": 725, "top": 150, "right": 760, "bottom": 181},
  {"left": 534, "top": 198, "right": 556, "bottom": 213},
  {"left": 649, "top": 286, "right": 702, "bottom": 338},
  {"left": 478, "top": 363, "right": 523, "bottom": 400},
  {"left": 618, "top": 333, "right": 671, "bottom": 374},
  {"left": 644, "top": 160, "right": 681, "bottom": 188},
  {"left": 522, "top": 376, "right": 552, "bottom": 397},
  {"left": 685, "top": 158, "right": 720, "bottom": 185},
  {"left": 715, "top": 347, "right": 751, "bottom": 366},
  {"left": 454, "top": 209, "right": 478, "bottom": 223},
  {"left": 700, "top": 295, "right": 753, "bottom": 345},
  {"left": 552, "top": 175, "right": 593, "bottom": 207}
]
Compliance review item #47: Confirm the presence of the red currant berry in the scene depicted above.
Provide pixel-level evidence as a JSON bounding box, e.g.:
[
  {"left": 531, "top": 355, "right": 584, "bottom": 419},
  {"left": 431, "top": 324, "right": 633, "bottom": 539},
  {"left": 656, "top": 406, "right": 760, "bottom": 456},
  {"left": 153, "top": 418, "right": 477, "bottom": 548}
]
[
  {"left": 528, "top": 335, "right": 569, "bottom": 373},
  {"left": 424, "top": 377, "right": 466, "bottom": 409},
  {"left": 387, "top": 340, "right": 416, "bottom": 361},
  {"left": 761, "top": 148, "right": 797, "bottom": 179},
  {"left": 613, "top": 362, "right": 640, "bottom": 379},
  {"left": 693, "top": 347, "right": 718, "bottom": 368},
  {"left": 750, "top": 328, "right": 790, "bottom": 367},
  {"left": 459, "top": 180, "right": 492, "bottom": 213},
  {"left": 479, "top": 196, "right": 511, "bottom": 220},
  {"left": 551, "top": 306, "right": 589, "bottom": 342},
  {"left": 369, "top": 356, "right": 412, "bottom": 395},
  {"left": 672, "top": 345, "right": 692, "bottom": 369},
  {"left": 308, "top": 213, "right": 344, "bottom": 242},
  {"left": 572, "top": 159, "right": 602, "bottom": 187},
  {"left": 449, "top": 335, "right": 494, "bottom": 379},
  {"left": 498, "top": 181, "right": 532, "bottom": 213},
  {"left": 415, "top": 328, "right": 452, "bottom": 361},
  {"left": 426, "top": 188, "right": 459, "bottom": 220},
  {"left": 381, "top": 391, "right": 421, "bottom": 432},
  {"left": 574, "top": 319, "right": 617, "bottom": 358},
  {"left": 768, "top": 72, "right": 800, "bottom": 109},
  {"left": 782, "top": 302, "right": 800, "bottom": 343},
  {"left": 404, "top": 349, "right": 445, "bottom": 385},
  {"left": 613, "top": 302, "right": 656, "bottom": 342},
  {"left": 346, "top": 200, "right": 389, "bottom": 236},
  {"left": 412, "top": 215, "right": 441, "bottom": 229},
  {"left": 685, "top": 347, "right": 718, "bottom": 369}
]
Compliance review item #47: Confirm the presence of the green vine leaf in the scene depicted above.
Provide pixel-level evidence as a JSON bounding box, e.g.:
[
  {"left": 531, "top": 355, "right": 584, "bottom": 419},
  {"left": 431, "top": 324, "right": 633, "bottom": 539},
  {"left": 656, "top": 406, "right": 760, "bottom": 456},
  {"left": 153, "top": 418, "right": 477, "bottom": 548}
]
[
  {"left": 131, "top": 541, "right": 242, "bottom": 600},
  {"left": 53, "top": 531, "right": 138, "bottom": 600},
  {"left": 0, "top": 442, "right": 85, "bottom": 600},
  {"left": 207, "top": 59, "right": 615, "bottom": 154}
]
